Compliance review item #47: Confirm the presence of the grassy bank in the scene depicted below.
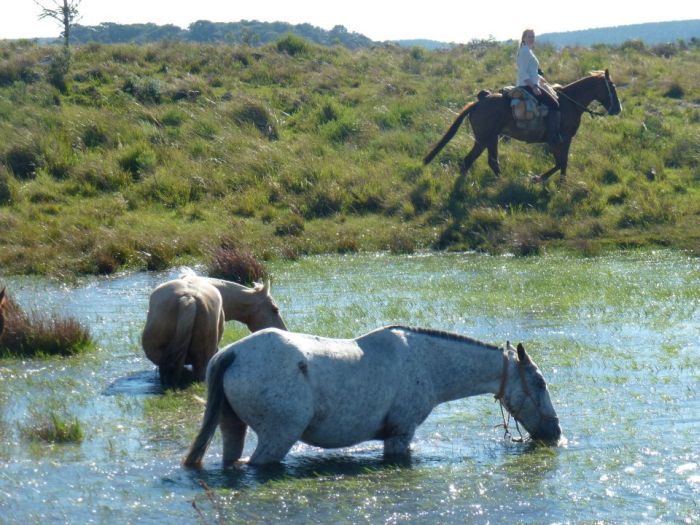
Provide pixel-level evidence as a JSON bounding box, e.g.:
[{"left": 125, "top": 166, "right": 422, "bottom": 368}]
[{"left": 0, "top": 37, "right": 698, "bottom": 276}]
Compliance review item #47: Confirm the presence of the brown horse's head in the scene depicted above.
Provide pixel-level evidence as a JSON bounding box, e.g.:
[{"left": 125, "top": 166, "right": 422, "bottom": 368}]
[{"left": 600, "top": 69, "right": 622, "bottom": 116}]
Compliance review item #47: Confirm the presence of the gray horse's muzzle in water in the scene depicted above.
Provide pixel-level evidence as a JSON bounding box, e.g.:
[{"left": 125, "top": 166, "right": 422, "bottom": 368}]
[{"left": 530, "top": 419, "right": 562, "bottom": 442}]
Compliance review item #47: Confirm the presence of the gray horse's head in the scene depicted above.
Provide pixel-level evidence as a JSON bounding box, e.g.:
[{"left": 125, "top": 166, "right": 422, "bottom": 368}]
[{"left": 500, "top": 342, "right": 561, "bottom": 442}]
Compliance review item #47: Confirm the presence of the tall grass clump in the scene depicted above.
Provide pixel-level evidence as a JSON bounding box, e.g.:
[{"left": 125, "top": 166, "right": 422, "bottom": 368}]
[
  {"left": 20, "top": 411, "right": 84, "bottom": 444},
  {"left": 206, "top": 246, "right": 268, "bottom": 285},
  {"left": 0, "top": 293, "right": 93, "bottom": 357}
]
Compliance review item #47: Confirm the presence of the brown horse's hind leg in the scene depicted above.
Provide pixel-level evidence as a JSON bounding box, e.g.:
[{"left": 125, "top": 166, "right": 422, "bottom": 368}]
[
  {"left": 460, "top": 142, "right": 486, "bottom": 176},
  {"left": 220, "top": 399, "right": 247, "bottom": 466},
  {"left": 487, "top": 138, "right": 500, "bottom": 176}
]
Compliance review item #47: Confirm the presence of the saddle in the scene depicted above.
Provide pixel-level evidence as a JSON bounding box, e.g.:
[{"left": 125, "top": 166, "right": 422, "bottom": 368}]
[{"left": 500, "top": 86, "right": 549, "bottom": 130}]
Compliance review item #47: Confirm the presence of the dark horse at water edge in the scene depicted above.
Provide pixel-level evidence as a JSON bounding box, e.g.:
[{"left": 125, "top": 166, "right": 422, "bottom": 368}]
[{"left": 424, "top": 70, "right": 622, "bottom": 183}]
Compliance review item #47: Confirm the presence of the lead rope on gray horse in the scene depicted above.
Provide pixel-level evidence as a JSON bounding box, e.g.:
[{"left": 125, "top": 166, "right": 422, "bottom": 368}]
[{"left": 494, "top": 346, "right": 525, "bottom": 442}]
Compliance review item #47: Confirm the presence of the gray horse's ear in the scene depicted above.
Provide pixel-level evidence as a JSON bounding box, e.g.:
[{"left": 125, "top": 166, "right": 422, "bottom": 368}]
[
  {"left": 517, "top": 343, "right": 531, "bottom": 364},
  {"left": 605, "top": 68, "right": 610, "bottom": 80},
  {"left": 506, "top": 340, "right": 516, "bottom": 352}
]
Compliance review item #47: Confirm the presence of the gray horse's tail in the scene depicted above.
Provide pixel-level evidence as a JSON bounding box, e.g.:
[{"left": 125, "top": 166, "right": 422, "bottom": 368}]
[
  {"left": 160, "top": 295, "right": 197, "bottom": 387},
  {"left": 423, "top": 102, "right": 477, "bottom": 165},
  {"left": 183, "top": 347, "right": 238, "bottom": 468}
]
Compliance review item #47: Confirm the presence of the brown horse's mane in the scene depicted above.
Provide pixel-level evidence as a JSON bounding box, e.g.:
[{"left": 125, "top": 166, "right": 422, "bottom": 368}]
[
  {"left": 384, "top": 324, "right": 501, "bottom": 351},
  {"left": 561, "top": 71, "right": 605, "bottom": 90}
]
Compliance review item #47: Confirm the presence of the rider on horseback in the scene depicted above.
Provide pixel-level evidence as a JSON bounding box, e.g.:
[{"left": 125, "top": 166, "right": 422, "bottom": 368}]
[{"left": 516, "top": 29, "right": 563, "bottom": 144}]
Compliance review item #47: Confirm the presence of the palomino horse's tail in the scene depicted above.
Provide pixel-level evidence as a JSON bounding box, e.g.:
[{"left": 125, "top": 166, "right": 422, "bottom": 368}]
[
  {"left": 423, "top": 102, "right": 478, "bottom": 165},
  {"left": 160, "top": 295, "right": 197, "bottom": 386},
  {"left": 183, "top": 347, "right": 238, "bottom": 467}
]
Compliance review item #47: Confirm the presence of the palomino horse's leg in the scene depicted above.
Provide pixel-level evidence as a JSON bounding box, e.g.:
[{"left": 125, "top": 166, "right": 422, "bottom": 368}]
[
  {"left": 220, "top": 399, "right": 247, "bottom": 466},
  {"left": 190, "top": 308, "right": 224, "bottom": 381},
  {"left": 460, "top": 142, "right": 486, "bottom": 176}
]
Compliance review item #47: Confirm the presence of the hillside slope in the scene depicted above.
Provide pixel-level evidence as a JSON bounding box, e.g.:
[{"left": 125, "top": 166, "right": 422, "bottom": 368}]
[{"left": 0, "top": 38, "right": 698, "bottom": 275}]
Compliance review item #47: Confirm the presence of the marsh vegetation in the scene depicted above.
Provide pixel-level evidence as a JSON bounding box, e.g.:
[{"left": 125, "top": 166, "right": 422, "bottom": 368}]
[{"left": 0, "top": 38, "right": 697, "bottom": 276}]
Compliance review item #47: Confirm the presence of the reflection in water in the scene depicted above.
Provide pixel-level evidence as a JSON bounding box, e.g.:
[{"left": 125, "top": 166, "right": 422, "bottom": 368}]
[{"left": 104, "top": 369, "right": 164, "bottom": 396}]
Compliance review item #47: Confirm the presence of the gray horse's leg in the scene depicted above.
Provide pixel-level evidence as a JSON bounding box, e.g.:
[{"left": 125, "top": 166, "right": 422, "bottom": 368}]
[
  {"left": 220, "top": 400, "right": 247, "bottom": 467},
  {"left": 383, "top": 426, "right": 416, "bottom": 456},
  {"left": 248, "top": 428, "right": 303, "bottom": 465}
]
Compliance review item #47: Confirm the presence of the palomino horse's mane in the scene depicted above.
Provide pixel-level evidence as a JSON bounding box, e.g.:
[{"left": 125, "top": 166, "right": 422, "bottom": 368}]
[{"left": 384, "top": 324, "right": 501, "bottom": 351}]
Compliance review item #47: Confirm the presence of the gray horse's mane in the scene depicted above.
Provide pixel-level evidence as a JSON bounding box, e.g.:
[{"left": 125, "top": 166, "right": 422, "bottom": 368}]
[{"left": 384, "top": 325, "right": 501, "bottom": 351}]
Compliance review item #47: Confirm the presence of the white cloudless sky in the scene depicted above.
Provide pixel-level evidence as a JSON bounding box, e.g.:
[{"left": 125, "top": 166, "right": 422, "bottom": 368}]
[{"left": 2, "top": 1, "right": 699, "bottom": 42}]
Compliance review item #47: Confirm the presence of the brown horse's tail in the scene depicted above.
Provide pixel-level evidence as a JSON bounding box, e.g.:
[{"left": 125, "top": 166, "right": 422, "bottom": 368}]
[
  {"left": 159, "top": 295, "right": 197, "bottom": 387},
  {"left": 423, "top": 102, "right": 478, "bottom": 165},
  {"left": 183, "top": 346, "right": 238, "bottom": 468}
]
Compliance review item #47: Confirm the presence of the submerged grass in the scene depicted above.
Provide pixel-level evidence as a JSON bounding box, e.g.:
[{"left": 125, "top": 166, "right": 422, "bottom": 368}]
[{"left": 20, "top": 411, "right": 84, "bottom": 444}]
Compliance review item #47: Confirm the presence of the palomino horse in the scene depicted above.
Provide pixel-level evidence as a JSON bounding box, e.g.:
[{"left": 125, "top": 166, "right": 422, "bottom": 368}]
[
  {"left": 424, "top": 70, "right": 622, "bottom": 183},
  {"left": 184, "top": 325, "right": 561, "bottom": 467},
  {"left": 0, "top": 288, "right": 7, "bottom": 338},
  {"left": 142, "top": 270, "right": 287, "bottom": 386}
]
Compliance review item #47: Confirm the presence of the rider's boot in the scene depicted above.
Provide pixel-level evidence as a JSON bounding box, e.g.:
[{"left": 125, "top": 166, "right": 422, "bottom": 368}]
[{"left": 546, "top": 109, "right": 563, "bottom": 144}]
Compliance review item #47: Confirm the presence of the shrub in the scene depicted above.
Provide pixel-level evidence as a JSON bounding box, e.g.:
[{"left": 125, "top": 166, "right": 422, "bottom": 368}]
[
  {"left": 5, "top": 143, "right": 43, "bottom": 180},
  {"left": 274, "top": 214, "right": 305, "bottom": 236},
  {"left": 229, "top": 102, "right": 278, "bottom": 140},
  {"left": 206, "top": 247, "right": 267, "bottom": 285},
  {"left": 118, "top": 145, "right": 157, "bottom": 179},
  {"left": 0, "top": 293, "right": 93, "bottom": 357},
  {"left": 275, "top": 34, "right": 310, "bottom": 56},
  {"left": 0, "top": 55, "right": 40, "bottom": 86},
  {"left": 389, "top": 233, "right": 416, "bottom": 254},
  {"left": 161, "top": 108, "right": 186, "bottom": 127},
  {"left": 122, "top": 76, "right": 163, "bottom": 104},
  {"left": 81, "top": 123, "right": 109, "bottom": 148},
  {"left": 139, "top": 241, "right": 176, "bottom": 271}
]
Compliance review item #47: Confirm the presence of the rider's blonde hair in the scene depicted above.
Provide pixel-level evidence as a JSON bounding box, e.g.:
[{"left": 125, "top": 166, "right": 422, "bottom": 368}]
[{"left": 520, "top": 29, "right": 534, "bottom": 47}]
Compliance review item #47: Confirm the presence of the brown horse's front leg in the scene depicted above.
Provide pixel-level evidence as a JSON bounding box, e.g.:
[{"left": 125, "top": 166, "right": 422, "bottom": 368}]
[{"left": 532, "top": 141, "right": 571, "bottom": 183}]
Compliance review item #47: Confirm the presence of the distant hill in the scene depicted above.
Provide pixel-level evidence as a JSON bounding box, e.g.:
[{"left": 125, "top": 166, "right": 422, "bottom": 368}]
[
  {"left": 538, "top": 19, "right": 700, "bottom": 47},
  {"left": 22, "top": 18, "right": 700, "bottom": 50},
  {"left": 68, "top": 20, "right": 374, "bottom": 49}
]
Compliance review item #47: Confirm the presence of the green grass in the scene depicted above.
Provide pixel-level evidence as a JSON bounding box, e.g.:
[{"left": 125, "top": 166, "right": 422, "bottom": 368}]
[
  {"left": 0, "top": 38, "right": 698, "bottom": 276},
  {"left": 20, "top": 411, "right": 84, "bottom": 444}
]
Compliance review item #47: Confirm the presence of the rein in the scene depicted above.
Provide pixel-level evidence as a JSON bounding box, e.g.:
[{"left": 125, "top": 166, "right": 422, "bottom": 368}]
[
  {"left": 493, "top": 348, "right": 559, "bottom": 442},
  {"left": 558, "top": 76, "right": 614, "bottom": 117}
]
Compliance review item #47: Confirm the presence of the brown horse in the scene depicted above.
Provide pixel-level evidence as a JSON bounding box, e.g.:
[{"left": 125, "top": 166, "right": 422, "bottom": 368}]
[
  {"left": 424, "top": 70, "right": 622, "bottom": 183},
  {"left": 0, "top": 288, "right": 7, "bottom": 338},
  {"left": 141, "top": 270, "right": 287, "bottom": 386}
]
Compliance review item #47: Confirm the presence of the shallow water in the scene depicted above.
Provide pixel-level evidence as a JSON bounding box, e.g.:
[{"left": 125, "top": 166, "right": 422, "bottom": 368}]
[{"left": 0, "top": 251, "right": 698, "bottom": 523}]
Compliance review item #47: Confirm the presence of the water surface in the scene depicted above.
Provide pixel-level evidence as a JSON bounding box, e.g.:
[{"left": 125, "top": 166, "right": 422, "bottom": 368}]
[{"left": 0, "top": 251, "right": 697, "bottom": 523}]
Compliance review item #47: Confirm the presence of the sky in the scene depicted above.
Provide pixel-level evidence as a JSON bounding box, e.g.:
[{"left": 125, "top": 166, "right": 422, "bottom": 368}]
[{"left": 2, "top": 1, "right": 699, "bottom": 43}]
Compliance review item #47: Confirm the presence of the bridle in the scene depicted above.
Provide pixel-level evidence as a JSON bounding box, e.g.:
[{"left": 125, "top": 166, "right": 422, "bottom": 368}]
[
  {"left": 494, "top": 349, "right": 559, "bottom": 441},
  {"left": 557, "top": 75, "right": 616, "bottom": 118}
]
